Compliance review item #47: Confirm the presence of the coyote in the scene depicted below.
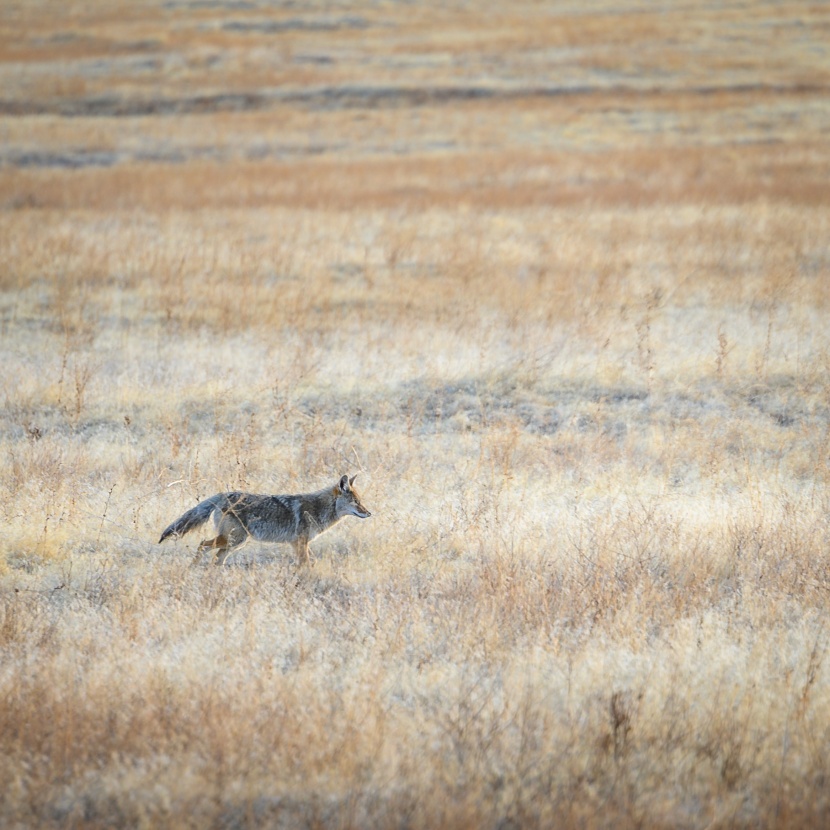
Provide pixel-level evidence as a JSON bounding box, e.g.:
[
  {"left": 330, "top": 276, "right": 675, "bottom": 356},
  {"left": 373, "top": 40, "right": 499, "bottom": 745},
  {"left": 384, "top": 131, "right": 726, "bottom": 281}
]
[{"left": 158, "top": 475, "right": 371, "bottom": 565}]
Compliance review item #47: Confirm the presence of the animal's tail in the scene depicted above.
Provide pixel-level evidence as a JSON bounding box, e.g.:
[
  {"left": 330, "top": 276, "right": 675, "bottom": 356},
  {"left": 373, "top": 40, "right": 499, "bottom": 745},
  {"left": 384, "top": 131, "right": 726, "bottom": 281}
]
[{"left": 158, "top": 494, "right": 229, "bottom": 544}]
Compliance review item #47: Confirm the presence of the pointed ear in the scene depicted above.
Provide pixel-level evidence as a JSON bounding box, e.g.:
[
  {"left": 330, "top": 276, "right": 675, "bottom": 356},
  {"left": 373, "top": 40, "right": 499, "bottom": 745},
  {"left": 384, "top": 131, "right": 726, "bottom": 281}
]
[
  {"left": 349, "top": 474, "right": 358, "bottom": 487},
  {"left": 339, "top": 474, "right": 350, "bottom": 492}
]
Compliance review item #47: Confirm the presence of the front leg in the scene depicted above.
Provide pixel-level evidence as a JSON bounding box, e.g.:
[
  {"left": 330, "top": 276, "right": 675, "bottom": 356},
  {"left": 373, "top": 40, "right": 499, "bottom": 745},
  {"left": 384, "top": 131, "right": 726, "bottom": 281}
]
[{"left": 293, "top": 536, "right": 313, "bottom": 567}]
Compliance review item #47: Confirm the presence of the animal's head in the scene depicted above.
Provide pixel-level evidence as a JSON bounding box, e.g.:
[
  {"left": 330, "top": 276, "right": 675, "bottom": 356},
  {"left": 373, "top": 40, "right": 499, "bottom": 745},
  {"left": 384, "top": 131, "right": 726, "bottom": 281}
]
[{"left": 335, "top": 474, "right": 371, "bottom": 519}]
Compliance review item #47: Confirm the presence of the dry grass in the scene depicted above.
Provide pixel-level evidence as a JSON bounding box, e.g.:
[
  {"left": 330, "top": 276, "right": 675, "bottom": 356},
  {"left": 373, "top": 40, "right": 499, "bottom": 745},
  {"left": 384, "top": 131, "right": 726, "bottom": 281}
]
[{"left": 2, "top": 2, "right": 830, "bottom": 828}]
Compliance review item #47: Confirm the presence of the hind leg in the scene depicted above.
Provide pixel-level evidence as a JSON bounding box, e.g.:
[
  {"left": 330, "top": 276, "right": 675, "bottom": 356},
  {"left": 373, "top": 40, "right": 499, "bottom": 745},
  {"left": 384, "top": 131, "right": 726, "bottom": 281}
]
[
  {"left": 210, "top": 515, "right": 249, "bottom": 565},
  {"left": 195, "top": 532, "right": 238, "bottom": 565},
  {"left": 194, "top": 511, "right": 249, "bottom": 566},
  {"left": 196, "top": 533, "right": 227, "bottom": 563},
  {"left": 214, "top": 530, "right": 249, "bottom": 565},
  {"left": 197, "top": 532, "right": 248, "bottom": 565}
]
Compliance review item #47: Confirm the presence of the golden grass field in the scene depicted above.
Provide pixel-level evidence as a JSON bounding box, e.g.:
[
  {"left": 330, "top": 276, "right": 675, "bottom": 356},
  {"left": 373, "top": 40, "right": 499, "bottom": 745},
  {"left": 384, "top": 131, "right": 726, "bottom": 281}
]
[{"left": 2, "top": 1, "right": 830, "bottom": 827}]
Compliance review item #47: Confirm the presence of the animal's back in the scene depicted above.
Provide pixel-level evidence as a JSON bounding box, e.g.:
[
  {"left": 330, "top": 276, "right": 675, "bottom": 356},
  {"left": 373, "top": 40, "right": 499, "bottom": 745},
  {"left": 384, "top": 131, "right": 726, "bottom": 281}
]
[{"left": 233, "top": 493, "right": 301, "bottom": 542}]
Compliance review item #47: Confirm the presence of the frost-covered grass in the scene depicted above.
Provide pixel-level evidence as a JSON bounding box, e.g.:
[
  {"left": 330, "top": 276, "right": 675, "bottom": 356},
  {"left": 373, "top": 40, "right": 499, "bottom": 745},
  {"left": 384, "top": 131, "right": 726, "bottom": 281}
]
[{"left": 3, "top": 200, "right": 829, "bottom": 829}]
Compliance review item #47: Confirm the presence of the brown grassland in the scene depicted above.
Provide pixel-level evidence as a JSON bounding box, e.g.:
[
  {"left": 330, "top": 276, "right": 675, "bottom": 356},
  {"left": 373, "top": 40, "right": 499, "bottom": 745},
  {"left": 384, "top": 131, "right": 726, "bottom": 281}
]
[{"left": 2, "top": 1, "right": 830, "bottom": 827}]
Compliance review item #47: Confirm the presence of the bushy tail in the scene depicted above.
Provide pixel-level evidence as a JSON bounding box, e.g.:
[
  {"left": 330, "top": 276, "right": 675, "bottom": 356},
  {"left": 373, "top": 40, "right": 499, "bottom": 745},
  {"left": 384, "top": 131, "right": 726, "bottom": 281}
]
[{"left": 158, "top": 494, "right": 229, "bottom": 544}]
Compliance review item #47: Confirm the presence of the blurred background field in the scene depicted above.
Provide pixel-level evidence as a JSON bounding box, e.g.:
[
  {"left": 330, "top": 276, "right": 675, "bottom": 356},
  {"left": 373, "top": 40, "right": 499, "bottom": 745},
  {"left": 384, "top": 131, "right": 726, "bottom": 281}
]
[{"left": 2, "top": 2, "right": 830, "bottom": 828}]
